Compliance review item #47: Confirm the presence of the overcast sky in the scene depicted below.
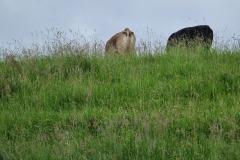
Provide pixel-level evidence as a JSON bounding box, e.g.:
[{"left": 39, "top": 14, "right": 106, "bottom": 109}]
[{"left": 0, "top": 0, "right": 239, "bottom": 47}]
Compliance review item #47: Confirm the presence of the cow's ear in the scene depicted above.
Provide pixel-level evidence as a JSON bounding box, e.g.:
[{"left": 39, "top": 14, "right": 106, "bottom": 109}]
[{"left": 130, "top": 31, "right": 134, "bottom": 36}]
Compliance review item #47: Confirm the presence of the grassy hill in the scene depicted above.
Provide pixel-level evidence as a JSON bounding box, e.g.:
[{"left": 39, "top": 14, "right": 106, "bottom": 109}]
[{"left": 1, "top": 50, "right": 240, "bottom": 159}]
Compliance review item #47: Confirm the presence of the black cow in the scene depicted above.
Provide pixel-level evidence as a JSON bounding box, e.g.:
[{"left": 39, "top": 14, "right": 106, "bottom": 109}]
[{"left": 166, "top": 25, "right": 213, "bottom": 52}]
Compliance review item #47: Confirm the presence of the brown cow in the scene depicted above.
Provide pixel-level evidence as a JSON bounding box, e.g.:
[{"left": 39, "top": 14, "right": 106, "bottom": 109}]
[{"left": 105, "top": 28, "right": 136, "bottom": 55}]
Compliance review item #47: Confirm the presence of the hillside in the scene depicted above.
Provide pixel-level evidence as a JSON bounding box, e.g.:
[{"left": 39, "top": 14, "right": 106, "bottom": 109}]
[{"left": 1, "top": 50, "right": 240, "bottom": 159}]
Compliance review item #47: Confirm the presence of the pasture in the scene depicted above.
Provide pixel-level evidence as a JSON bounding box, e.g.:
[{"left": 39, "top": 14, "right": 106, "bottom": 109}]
[{"left": 1, "top": 48, "right": 240, "bottom": 159}]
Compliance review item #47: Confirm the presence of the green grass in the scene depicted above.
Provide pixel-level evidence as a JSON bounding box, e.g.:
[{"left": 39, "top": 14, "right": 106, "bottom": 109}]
[{"left": 0, "top": 50, "right": 240, "bottom": 159}]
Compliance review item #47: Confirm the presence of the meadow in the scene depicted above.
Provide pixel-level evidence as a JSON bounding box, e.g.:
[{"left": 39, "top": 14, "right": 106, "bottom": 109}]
[{"left": 0, "top": 30, "right": 240, "bottom": 159}]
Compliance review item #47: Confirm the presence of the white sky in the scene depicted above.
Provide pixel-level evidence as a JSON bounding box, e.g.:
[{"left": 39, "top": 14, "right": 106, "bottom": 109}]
[{"left": 0, "top": 0, "right": 239, "bottom": 47}]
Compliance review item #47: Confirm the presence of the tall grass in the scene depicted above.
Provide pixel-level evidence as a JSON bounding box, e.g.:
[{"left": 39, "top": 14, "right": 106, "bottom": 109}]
[{"left": 0, "top": 29, "right": 240, "bottom": 159}]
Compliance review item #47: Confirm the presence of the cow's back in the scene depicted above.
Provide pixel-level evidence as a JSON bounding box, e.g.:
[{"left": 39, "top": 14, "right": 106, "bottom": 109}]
[{"left": 166, "top": 25, "right": 213, "bottom": 52}]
